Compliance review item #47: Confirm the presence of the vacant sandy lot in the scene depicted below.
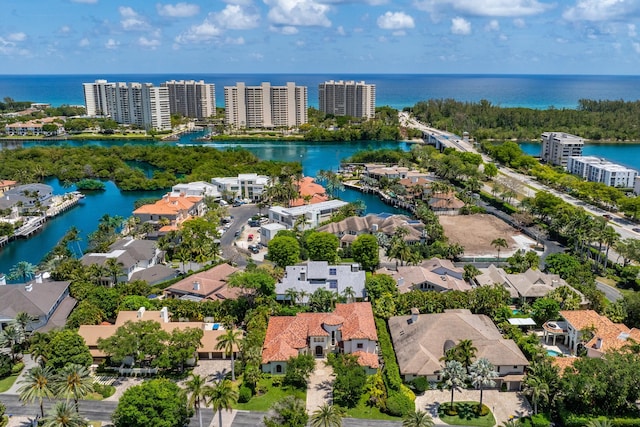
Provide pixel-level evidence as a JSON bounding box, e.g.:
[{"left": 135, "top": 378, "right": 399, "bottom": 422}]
[{"left": 439, "top": 214, "right": 535, "bottom": 258}]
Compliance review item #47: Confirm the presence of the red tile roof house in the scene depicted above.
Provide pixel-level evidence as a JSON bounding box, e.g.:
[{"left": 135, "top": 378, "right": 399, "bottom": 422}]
[
  {"left": 261, "top": 302, "right": 379, "bottom": 375},
  {"left": 133, "top": 194, "right": 204, "bottom": 233}
]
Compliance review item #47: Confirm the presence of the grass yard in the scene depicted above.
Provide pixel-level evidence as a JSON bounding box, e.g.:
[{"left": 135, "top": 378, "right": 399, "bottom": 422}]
[
  {"left": 233, "top": 378, "right": 306, "bottom": 412},
  {"left": 0, "top": 374, "right": 20, "bottom": 393},
  {"left": 439, "top": 402, "right": 496, "bottom": 427},
  {"left": 344, "top": 394, "right": 402, "bottom": 421}
]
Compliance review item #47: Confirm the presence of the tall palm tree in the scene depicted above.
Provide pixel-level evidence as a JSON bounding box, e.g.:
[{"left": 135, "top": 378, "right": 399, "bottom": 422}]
[
  {"left": 0, "top": 324, "right": 25, "bottom": 362},
  {"left": 523, "top": 376, "right": 549, "bottom": 415},
  {"left": 14, "top": 311, "right": 36, "bottom": 335},
  {"left": 104, "top": 257, "right": 123, "bottom": 286},
  {"left": 442, "top": 360, "right": 467, "bottom": 407},
  {"left": 215, "top": 329, "right": 243, "bottom": 381},
  {"left": 9, "top": 261, "right": 36, "bottom": 282},
  {"left": 311, "top": 403, "right": 344, "bottom": 427},
  {"left": 455, "top": 339, "right": 477, "bottom": 370},
  {"left": 206, "top": 379, "right": 238, "bottom": 427},
  {"left": 469, "top": 358, "right": 498, "bottom": 410},
  {"left": 585, "top": 420, "right": 613, "bottom": 427},
  {"left": 41, "top": 401, "right": 86, "bottom": 427},
  {"left": 403, "top": 410, "right": 435, "bottom": 427},
  {"left": 17, "top": 365, "right": 56, "bottom": 418},
  {"left": 342, "top": 286, "right": 356, "bottom": 303},
  {"left": 285, "top": 288, "right": 299, "bottom": 306},
  {"left": 491, "top": 238, "right": 508, "bottom": 262},
  {"left": 185, "top": 373, "right": 209, "bottom": 427},
  {"left": 55, "top": 364, "right": 94, "bottom": 414}
]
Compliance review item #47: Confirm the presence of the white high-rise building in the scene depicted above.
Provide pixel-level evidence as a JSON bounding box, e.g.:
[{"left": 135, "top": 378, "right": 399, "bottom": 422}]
[
  {"left": 83, "top": 79, "right": 113, "bottom": 116},
  {"left": 83, "top": 80, "right": 171, "bottom": 131},
  {"left": 162, "top": 80, "right": 216, "bottom": 119},
  {"left": 224, "top": 82, "right": 307, "bottom": 129},
  {"left": 540, "top": 132, "right": 584, "bottom": 167},
  {"left": 567, "top": 156, "right": 637, "bottom": 188},
  {"left": 318, "top": 80, "right": 376, "bottom": 119}
]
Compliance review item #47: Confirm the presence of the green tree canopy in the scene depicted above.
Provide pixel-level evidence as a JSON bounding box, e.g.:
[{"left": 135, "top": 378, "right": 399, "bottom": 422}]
[
  {"left": 305, "top": 232, "right": 339, "bottom": 263},
  {"left": 46, "top": 330, "right": 92, "bottom": 370},
  {"left": 268, "top": 235, "right": 301, "bottom": 268},
  {"left": 351, "top": 234, "right": 380, "bottom": 272}
]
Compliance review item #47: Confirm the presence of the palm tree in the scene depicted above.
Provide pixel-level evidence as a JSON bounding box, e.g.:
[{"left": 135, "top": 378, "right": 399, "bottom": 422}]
[
  {"left": 402, "top": 410, "right": 435, "bottom": 427},
  {"left": 585, "top": 420, "right": 613, "bottom": 427},
  {"left": 523, "top": 376, "right": 549, "bottom": 415},
  {"left": 104, "top": 257, "right": 123, "bottom": 286},
  {"left": 9, "top": 261, "right": 36, "bottom": 282},
  {"left": 469, "top": 358, "right": 498, "bottom": 410},
  {"left": 342, "top": 286, "right": 356, "bottom": 303},
  {"left": 491, "top": 238, "right": 508, "bottom": 262},
  {"left": 55, "top": 364, "right": 94, "bottom": 414},
  {"left": 501, "top": 419, "right": 522, "bottom": 427},
  {"left": 285, "top": 288, "right": 299, "bottom": 306},
  {"left": 17, "top": 365, "right": 56, "bottom": 418},
  {"left": 206, "top": 379, "right": 238, "bottom": 427},
  {"left": 41, "top": 401, "right": 86, "bottom": 427},
  {"left": 455, "top": 339, "right": 477, "bottom": 370},
  {"left": 311, "top": 403, "right": 344, "bottom": 427},
  {"left": 185, "top": 373, "right": 209, "bottom": 427},
  {"left": 0, "top": 324, "right": 25, "bottom": 362},
  {"left": 14, "top": 311, "right": 36, "bottom": 336},
  {"left": 216, "top": 329, "right": 243, "bottom": 381},
  {"left": 442, "top": 360, "right": 467, "bottom": 407}
]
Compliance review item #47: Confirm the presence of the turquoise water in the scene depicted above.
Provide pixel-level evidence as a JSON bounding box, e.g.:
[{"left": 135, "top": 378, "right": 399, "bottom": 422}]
[
  {"left": 519, "top": 142, "right": 640, "bottom": 171},
  {"left": 0, "top": 133, "right": 408, "bottom": 274},
  {"left": 5, "top": 74, "right": 640, "bottom": 110},
  {"left": 546, "top": 349, "right": 561, "bottom": 357}
]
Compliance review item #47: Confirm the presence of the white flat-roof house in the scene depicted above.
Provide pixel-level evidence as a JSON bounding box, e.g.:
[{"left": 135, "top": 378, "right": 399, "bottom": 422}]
[
  {"left": 540, "top": 132, "right": 584, "bottom": 167},
  {"left": 269, "top": 200, "right": 348, "bottom": 230},
  {"left": 276, "top": 261, "right": 366, "bottom": 303},
  {"left": 260, "top": 223, "right": 287, "bottom": 245},
  {"left": 211, "top": 174, "right": 270, "bottom": 202},
  {"left": 169, "top": 181, "right": 221, "bottom": 200},
  {"left": 567, "top": 156, "right": 637, "bottom": 188}
]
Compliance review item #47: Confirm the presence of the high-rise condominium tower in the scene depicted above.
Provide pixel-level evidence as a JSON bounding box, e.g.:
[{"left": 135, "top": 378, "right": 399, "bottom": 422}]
[
  {"left": 162, "top": 80, "right": 216, "bottom": 119},
  {"left": 224, "top": 82, "right": 308, "bottom": 129},
  {"left": 318, "top": 80, "right": 376, "bottom": 119}
]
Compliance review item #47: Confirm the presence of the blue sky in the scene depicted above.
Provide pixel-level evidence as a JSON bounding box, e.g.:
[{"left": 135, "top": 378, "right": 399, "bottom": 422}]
[{"left": 2, "top": 0, "right": 640, "bottom": 74}]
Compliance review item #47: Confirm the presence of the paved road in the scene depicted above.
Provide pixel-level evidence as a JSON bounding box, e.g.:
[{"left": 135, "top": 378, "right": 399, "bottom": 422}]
[
  {"left": 220, "top": 204, "right": 259, "bottom": 267},
  {"left": 595, "top": 280, "right": 623, "bottom": 302},
  {"left": 0, "top": 394, "right": 117, "bottom": 424}
]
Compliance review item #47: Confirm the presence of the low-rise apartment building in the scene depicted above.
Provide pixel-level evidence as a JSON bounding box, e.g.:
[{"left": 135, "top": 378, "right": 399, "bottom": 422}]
[
  {"left": 540, "top": 132, "right": 584, "bottom": 167},
  {"left": 269, "top": 200, "right": 348, "bottom": 230},
  {"left": 567, "top": 156, "right": 637, "bottom": 188},
  {"left": 211, "top": 174, "right": 269, "bottom": 202}
]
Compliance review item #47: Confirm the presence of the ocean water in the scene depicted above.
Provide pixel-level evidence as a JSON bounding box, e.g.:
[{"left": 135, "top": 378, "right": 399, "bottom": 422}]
[{"left": 3, "top": 74, "right": 640, "bottom": 110}]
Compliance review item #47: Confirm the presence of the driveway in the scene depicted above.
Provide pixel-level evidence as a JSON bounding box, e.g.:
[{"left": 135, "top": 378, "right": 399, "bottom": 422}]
[
  {"left": 306, "top": 358, "right": 334, "bottom": 414},
  {"left": 415, "top": 389, "right": 531, "bottom": 426}
]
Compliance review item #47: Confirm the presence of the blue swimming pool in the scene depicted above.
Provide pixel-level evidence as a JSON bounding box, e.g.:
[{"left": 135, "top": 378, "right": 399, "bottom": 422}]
[{"left": 546, "top": 349, "right": 561, "bottom": 357}]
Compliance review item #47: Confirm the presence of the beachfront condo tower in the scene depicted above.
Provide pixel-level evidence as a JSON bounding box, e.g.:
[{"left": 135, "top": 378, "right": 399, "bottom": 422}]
[
  {"left": 83, "top": 80, "right": 171, "bottom": 131},
  {"left": 224, "top": 82, "right": 308, "bottom": 129},
  {"left": 540, "top": 132, "right": 584, "bottom": 167},
  {"left": 318, "top": 80, "right": 376, "bottom": 119},
  {"left": 162, "top": 80, "right": 216, "bottom": 119}
]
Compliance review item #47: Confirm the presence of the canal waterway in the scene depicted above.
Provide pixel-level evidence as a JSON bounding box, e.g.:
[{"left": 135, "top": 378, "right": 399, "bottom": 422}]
[{"left": 0, "top": 132, "right": 409, "bottom": 274}]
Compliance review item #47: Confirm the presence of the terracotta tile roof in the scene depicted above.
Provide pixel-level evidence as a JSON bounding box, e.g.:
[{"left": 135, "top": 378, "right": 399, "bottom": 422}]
[
  {"left": 289, "top": 177, "right": 328, "bottom": 207},
  {"left": 561, "top": 309, "right": 640, "bottom": 354},
  {"left": 551, "top": 356, "right": 576, "bottom": 374},
  {"left": 262, "top": 302, "right": 377, "bottom": 366},
  {"left": 133, "top": 195, "right": 202, "bottom": 216},
  {"left": 352, "top": 351, "right": 379, "bottom": 368}
]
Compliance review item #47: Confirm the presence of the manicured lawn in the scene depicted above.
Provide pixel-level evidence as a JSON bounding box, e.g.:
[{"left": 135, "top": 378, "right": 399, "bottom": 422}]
[
  {"left": 439, "top": 402, "right": 496, "bottom": 427},
  {"left": 0, "top": 374, "right": 20, "bottom": 393},
  {"left": 344, "top": 394, "right": 402, "bottom": 421},
  {"left": 233, "top": 378, "right": 306, "bottom": 412}
]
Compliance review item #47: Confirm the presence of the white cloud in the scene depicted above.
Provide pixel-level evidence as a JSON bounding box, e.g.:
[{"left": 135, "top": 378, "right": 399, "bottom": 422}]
[
  {"left": 270, "top": 25, "right": 299, "bottom": 34},
  {"left": 79, "top": 38, "right": 90, "bottom": 47},
  {"left": 105, "top": 38, "right": 119, "bottom": 49},
  {"left": 157, "top": 3, "right": 200, "bottom": 18},
  {"left": 563, "top": 0, "right": 639, "bottom": 22},
  {"left": 633, "top": 42, "right": 640, "bottom": 53},
  {"left": 175, "top": 19, "right": 222, "bottom": 43},
  {"left": 377, "top": 11, "right": 415, "bottom": 30},
  {"left": 224, "top": 36, "right": 245, "bottom": 45},
  {"left": 7, "top": 32, "right": 26, "bottom": 42},
  {"left": 60, "top": 26, "right": 71, "bottom": 34},
  {"left": 485, "top": 19, "right": 500, "bottom": 31},
  {"left": 249, "top": 52, "right": 264, "bottom": 61},
  {"left": 629, "top": 24, "right": 637, "bottom": 37},
  {"left": 138, "top": 37, "right": 161, "bottom": 48},
  {"left": 214, "top": 5, "right": 260, "bottom": 30},
  {"left": 414, "top": 0, "right": 549, "bottom": 17},
  {"left": 336, "top": 25, "right": 346, "bottom": 36},
  {"left": 513, "top": 18, "right": 526, "bottom": 28},
  {"left": 451, "top": 16, "right": 471, "bottom": 35},
  {"left": 265, "top": 0, "right": 331, "bottom": 28},
  {"left": 556, "top": 37, "right": 568, "bottom": 43},
  {"left": 119, "top": 6, "right": 150, "bottom": 31}
]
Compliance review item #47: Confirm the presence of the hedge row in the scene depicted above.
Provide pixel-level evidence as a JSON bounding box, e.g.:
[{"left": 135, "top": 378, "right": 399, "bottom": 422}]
[
  {"left": 375, "top": 318, "right": 402, "bottom": 391},
  {"left": 560, "top": 413, "right": 640, "bottom": 427}
]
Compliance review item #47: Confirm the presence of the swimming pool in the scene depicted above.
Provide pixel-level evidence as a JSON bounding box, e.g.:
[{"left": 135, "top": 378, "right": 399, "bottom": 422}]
[{"left": 546, "top": 349, "right": 561, "bottom": 357}]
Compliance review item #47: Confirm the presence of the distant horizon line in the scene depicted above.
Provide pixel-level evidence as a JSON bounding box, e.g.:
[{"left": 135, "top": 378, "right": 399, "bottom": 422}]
[{"left": 1, "top": 72, "right": 639, "bottom": 78}]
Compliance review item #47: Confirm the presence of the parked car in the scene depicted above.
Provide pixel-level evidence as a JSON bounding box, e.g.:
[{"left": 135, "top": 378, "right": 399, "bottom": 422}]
[
  {"left": 247, "top": 234, "right": 254, "bottom": 241},
  {"left": 248, "top": 244, "right": 260, "bottom": 254},
  {"left": 633, "top": 228, "right": 640, "bottom": 233},
  {"left": 248, "top": 220, "right": 261, "bottom": 227},
  {"left": 234, "top": 230, "right": 241, "bottom": 237}
]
